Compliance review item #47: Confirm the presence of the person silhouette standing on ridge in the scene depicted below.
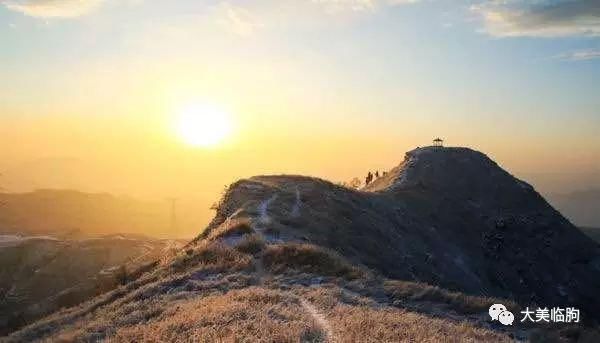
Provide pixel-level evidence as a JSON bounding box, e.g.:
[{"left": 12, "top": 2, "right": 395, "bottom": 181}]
[{"left": 365, "top": 172, "right": 373, "bottom": 185}]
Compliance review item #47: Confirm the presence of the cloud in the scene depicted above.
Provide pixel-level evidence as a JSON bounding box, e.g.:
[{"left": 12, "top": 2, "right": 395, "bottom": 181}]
[
  {"left": 214, "top": 2, "right": 264, "bottom": 36},
  {"left": 211, "top": 0, "right": 420, "bottom": 36},
  {"left": 472, "top": 0, "right": 600, "bottom": 37},
  {"left": 2, "top": 0, "right": 104, "bottom": 18},
  {"left": 555, "top": 48, "right": 600, "bottom": 61},
  {"left": 312, "top": 0, "right": 419, "bottom": 13},
  {"left": 312, "top": 0, "right": 377, "bottom": 13},
  {"left": 2, "top": 0, "right": 420, "bottom": 21}
]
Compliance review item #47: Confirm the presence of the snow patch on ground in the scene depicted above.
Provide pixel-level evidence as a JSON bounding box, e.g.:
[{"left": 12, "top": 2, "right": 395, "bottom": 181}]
[
  {"left": 99, "top": 266, "right": 120, "bottom": 276},
  {"left": 0, "top": 235, "right": 59, "bottom": 248},
  {"left": 391, "top": 148, "right": 430, "bottom": 188},
  {"left": 258, "top": 194, "right": 278, "bottom": 225},
  {"left": 291, "top": 187, "right": 301, "bottom": 218}
]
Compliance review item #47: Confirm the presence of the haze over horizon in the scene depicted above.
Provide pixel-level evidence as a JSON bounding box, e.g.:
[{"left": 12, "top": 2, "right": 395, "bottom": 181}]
[{"left": 1, "top": 0, "right": 599, "bottom": 234}]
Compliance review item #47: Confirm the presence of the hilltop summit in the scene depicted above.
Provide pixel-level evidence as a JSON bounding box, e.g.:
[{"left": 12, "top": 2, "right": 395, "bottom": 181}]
[
  {"left": 365, "top": 146, "right": 515, "bottom": 192},
  {"left": 203, "top": 146, "right": 600, "bottom": 311}
]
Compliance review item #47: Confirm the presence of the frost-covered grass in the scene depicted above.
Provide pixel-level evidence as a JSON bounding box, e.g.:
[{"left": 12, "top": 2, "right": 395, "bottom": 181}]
[
  {"left": 263, "top": 243, "right": 363, "bottom": 279},
  {"left": 384, "top": 280, "right": 519, "bottom": 315},
  {"left": 5, "top": 242, "right": 523, "bottom": 343}
]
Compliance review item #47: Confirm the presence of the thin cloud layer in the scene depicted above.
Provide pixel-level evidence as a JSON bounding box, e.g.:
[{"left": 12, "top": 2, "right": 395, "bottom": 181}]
[
  {"left": 215, "top": 2, "right": 264, "bottom": 36},
  {"left": 556, "top": 48, "right": 600, "bottom": 61},
  {"left": 10, "top": 0, "right": 598, "bottom": 42},
  {"left": 3, "top": 0, "right": 104, "bottom": 18},
  {"left": 2, "top": 0, "right": 419, "bottom": 20},
  {"left": 473, "top": 0, "right": 600, "bottom": 37},
  {"left": 211, "top": 0, "right": 421, "bottom": 36},
  {"left": 312, "top": 0, "right": 377, "bottom": 12},
  {"left": 312, "top": 0, "right": 419, "bottom": 13}
]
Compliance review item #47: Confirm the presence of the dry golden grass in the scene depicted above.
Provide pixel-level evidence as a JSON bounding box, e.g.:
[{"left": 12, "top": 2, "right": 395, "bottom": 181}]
[
  {"left": 46, "top": 285, "right": 511, "bottom": 343},
  {"left": 328, "top": 304, "right": 511, "bottom": 343},
  {"left": 109, "top": 287, "right": 323, "bottom": 343},
  {"left": 384, "top": 280, "right": 519, "bottom": 315},
  {"left": 293, "top": 287, "right": 511, "bottom": 343},
  {"left": 214, "top": 219, "right": 255, "bottom": 239},
  {"left": 263, "top": 244, "right": 363, "bottom": 279},
  {"left": 169, "top": 241, "right": 252, "bottom": 273},
  {"left": 10, "top": 274, "right": 520, "bottom": 343},
  {"left": 7, "top": 239, "right": 524, "bottom": 342}
]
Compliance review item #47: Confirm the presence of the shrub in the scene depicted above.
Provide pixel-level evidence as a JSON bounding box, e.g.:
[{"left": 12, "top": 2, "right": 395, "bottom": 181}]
[
  {"left": 263, "top": 243, "right": 362, "bottom": 279},
  {"left": 171, "top": 242, "right": 252, "bottom": 273},
  {"left": 383, "top": 280, "right": 518, "bottom": 315},
  {"left": 235, "top": 234, "right": 265, "bottom": 255},
  {"left": 211, "top": 219, "right": 255, "bottom": 240},
  {"left": 226, "top": 221, "right": 254, "bottom": 236}
]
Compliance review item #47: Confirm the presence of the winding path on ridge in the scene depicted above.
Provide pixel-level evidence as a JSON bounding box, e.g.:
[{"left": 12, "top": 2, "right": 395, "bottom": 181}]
[
  {"left": 231, "top": 182, "right": 528, "bottom": 342},
  {"left": 252, "top": 191, "right": 336, "bottom": 343}
]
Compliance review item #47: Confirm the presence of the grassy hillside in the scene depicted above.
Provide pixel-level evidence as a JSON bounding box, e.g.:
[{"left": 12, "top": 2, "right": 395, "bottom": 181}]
[
  {"left": 5, "top": 240, "right": 518, "bottom": 342},
  {"left": 0, "top": 235, "right": 183, "bottom": 335},
  {"left": 9, "top": 238, "right": 600, "bottom": 342}
]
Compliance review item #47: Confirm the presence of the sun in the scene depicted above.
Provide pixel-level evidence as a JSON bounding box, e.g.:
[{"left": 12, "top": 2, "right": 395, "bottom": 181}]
[{"left": 175, "top": 103, "right": 233, "bottom": 148}]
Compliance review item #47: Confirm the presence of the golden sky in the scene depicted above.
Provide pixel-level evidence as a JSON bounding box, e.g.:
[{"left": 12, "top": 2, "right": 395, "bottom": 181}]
[{"left": 1, "top": 0, "right": 599, "bottom": 236}]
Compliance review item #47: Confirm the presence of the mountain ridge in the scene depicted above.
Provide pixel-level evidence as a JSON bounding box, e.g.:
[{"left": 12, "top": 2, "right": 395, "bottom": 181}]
[
  {"left": 6, "top": 146, "right": 600, "bottom": 342},
  {"left": 202, "top": 146, "right": 600, "bottom": 312}
]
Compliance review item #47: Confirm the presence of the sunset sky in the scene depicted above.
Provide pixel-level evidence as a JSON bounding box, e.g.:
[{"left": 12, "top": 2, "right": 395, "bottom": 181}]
[{"left": 1, "top": 0, "right": 599, "bottom": 233}]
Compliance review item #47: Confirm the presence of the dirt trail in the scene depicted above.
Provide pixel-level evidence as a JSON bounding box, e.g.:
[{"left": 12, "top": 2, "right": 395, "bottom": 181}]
[
  {"left": 299, "top": 298, "right": 335, "bottom": 342},
  {"left": 253, "top": 193, "right": 336, "bottom": 343},
  {"left": 258, "top": 194, "right": 278, "bottom": 225},
  {"left": 291, "top": 186, "right": 301, "bottom": 218}
]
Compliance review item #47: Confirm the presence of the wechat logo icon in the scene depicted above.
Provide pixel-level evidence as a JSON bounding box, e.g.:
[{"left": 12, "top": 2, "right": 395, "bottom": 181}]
[{"left": 489, "top": 304, "right": 514, "bottom": 326}]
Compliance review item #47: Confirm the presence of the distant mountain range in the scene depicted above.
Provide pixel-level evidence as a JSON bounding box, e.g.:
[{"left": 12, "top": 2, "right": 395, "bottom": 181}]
[
  {"left": 0, "top": 234, "right": 184, "bottom": 335},
  {"left": 547, "top": 189, "right": 600, "bottom": 228},
  {"left": 0, "top": 190, "right": 199, "bottom": 239}
]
